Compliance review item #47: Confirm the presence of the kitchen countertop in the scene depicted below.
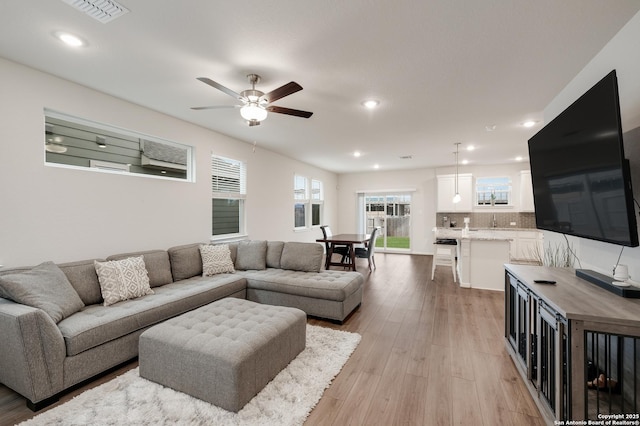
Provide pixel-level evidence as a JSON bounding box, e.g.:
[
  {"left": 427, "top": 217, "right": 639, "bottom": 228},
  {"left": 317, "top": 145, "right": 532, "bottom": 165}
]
[
  {"left": 435, "top": 228, "right": 523, "bottom": 241},
  {"left": 437, "top": 227, "right": 538, "bottom": 232}
]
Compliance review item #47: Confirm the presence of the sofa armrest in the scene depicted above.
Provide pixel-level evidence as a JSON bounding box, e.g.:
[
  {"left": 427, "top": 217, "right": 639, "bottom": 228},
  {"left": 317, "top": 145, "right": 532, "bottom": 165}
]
[{"left": 0, "top": 298, "right": 66, "bottom": 404}]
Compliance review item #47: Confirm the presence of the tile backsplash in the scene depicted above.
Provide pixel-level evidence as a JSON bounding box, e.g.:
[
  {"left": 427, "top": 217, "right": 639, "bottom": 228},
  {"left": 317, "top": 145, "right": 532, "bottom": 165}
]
[{"left": 436, "top": 212, "right": 536, "bottom": 229}]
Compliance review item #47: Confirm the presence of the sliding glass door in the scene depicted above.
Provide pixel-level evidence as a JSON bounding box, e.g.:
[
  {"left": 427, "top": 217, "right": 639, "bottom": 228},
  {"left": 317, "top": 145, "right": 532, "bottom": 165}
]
[{"left": 363, "top": 193, "right": 411, "bottom": 251}]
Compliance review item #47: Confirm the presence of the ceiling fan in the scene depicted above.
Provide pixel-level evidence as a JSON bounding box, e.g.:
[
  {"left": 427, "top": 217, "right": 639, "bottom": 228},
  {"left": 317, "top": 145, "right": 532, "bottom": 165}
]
[{"left": 191, "top": 74, "right": 313, "bottom": 127}]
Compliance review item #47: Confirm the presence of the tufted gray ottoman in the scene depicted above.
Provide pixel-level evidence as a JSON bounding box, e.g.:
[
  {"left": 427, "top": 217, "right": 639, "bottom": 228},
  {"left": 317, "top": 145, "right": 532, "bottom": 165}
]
[{"left": 138, "top": 297, "right": 306, "bottom": 412}]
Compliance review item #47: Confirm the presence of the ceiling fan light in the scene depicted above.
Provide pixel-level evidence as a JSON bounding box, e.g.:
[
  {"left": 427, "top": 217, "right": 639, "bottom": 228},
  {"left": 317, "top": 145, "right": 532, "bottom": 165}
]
[
  {"left": 240, "top": 104, "right": 268, "bottom": 122},
  {"left": 45, "top": 143, "right": 67, "bottom": 153}
]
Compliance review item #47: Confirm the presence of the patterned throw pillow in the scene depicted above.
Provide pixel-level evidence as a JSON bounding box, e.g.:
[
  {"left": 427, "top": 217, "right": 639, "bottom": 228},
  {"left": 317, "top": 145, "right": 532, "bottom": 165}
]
[
  {"left": 94, "top": 256, "right": 154, "bottom": 306},
  {"left": 200, "top": 244, "right": 235, "bottom": 276}
]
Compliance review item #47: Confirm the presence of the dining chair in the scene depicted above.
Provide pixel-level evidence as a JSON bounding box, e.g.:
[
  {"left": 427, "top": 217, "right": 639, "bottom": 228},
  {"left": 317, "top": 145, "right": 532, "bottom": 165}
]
[
  {"left": 431, "top": 238, "right": 457, "bottom": 282},
  {"left": 355, "top": 227, "right": 380, "bottom": 271},
  {"left": 320, "top": 225, "right": 351, "bottom": 269}
]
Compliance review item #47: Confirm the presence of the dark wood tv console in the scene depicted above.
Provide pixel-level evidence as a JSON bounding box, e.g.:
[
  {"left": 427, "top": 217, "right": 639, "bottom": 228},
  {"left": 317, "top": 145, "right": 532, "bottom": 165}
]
[{"left": 504, "top": 264, "right": 640, "bottom": 423}]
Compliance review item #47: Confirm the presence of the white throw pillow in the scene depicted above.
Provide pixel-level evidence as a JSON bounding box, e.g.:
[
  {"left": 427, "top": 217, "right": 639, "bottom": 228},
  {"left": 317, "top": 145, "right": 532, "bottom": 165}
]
[
  {"left": 200, "top": 244, "right": 235, "bottom": 276},
  {"left": 94, "top": 256, "right": 154, "bottom": 306}
]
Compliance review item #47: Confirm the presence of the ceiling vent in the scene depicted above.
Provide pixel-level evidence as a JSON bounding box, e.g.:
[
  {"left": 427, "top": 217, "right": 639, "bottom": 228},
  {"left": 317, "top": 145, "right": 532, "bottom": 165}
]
[{"left": 61, "top": 0, "right": 130, "bottom": 23}]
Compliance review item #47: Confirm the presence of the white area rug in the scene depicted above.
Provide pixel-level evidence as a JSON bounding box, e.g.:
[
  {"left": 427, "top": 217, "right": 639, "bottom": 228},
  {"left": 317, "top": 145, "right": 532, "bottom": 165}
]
[{"left": 20, "top": 325, "right": 360, "bottom": 426}]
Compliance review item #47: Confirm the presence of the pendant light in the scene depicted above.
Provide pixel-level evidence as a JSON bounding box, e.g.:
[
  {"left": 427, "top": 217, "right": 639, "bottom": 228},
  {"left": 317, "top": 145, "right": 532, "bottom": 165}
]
[{"left": 452, "top": 142, "right": 461, "bottom": 204}]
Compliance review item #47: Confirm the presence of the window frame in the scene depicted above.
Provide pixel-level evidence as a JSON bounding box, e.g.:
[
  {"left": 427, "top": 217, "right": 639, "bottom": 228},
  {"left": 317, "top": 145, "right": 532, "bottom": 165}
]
[
  {"left": 44, "top": 109, "right": 194, "bottom": 182},
  {"left": 311, "top": 179, "right": 324, "bottom": 227},
  {"left": 475, "top": 176, "right": 513, "bottom": 207},
  {"left": 294, "top": 175, "right": 309, "bottom": 230},
  {"left": 211, "top": 154, "right": 247, "bottom": 240},
  {"left": 293, "top": 175, "right": 323, "bottom": 230}
]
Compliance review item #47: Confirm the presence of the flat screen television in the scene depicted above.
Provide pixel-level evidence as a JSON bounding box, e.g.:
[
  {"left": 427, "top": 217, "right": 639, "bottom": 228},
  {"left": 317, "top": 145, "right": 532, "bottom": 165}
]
[{"left": 528, "top": 70, "right": 639, "bottom": 247}]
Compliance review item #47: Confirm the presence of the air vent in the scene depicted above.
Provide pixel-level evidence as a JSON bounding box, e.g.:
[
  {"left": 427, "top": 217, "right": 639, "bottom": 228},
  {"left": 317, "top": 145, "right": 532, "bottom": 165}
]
[
  {"left": 61, "top": 0, "right": 130, "bottom": 23},
  {"left": 399, "top": 155, "right": 413, "bottom": 160}
]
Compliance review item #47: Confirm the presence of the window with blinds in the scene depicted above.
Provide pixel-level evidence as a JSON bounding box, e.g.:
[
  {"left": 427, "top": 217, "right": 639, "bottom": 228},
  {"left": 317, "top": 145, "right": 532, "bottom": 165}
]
[{"left": 212, "top": 155, "right": 246, "bottom": 237}]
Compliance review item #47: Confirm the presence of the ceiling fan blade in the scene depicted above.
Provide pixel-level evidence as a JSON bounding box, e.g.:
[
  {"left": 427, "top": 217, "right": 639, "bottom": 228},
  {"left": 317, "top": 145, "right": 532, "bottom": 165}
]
[
  {"left": 190, "top": 105, "right": 239, "bottom": 111},
  {"left": 261, "top": 82, "right": 303, "bottom": 103},
  {"left": 266, "top": 105, "right": 313, "bottom": 118},
  {"left": 196, "top": 77, "right": 244, "bottom": 101}
]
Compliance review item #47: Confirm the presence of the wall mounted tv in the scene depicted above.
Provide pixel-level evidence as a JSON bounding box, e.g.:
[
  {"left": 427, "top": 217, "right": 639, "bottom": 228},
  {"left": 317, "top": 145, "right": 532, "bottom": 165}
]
[{"left": 528, "top": 70, "right": 639, "bottom": 247}]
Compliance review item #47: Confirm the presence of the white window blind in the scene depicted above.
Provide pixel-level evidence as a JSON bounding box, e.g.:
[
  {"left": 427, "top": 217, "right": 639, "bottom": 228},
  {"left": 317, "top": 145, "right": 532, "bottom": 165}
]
[
  {"left": 311, "top": 179, "right": 323, "bottom": 200},
  {"left": 294, "top": 175, "right": 307, "bottom": 200},
  {"left": 212, "top": 155, "right": 246, "bottom": 198}
]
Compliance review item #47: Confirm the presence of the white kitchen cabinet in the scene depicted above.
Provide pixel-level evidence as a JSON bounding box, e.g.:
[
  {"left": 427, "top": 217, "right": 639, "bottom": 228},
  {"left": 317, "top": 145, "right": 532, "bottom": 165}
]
[
  {"left": 519, "top": 170, "right": 535, "bottom": 212},
  {"left": 458, "top": 238, "right": 511, "bottom": 291},
  {"left": 483, "top": 229, "right": 543, "bottom": 262},
  {"left": 437, "top": 174, "right": 473, "bottom": 212},
  {"left": 514, "top": 230, "right": 543, "bottom": 261}
]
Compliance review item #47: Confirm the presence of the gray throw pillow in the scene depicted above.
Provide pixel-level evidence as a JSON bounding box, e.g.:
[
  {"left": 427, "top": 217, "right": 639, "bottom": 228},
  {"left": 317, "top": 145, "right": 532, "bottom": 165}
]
[
  {"left": 235, "top": 240, "right": 267, "bottom": 270},
  {"left": 167, "top": 243, "right": 204, "bottom": 281},
  {"left": 280, "top": 242, "right": 324, "bottom": 272},
  {"left": 266, "top": 241, "right": 285, "bottom": 268},
  {"left": 0, "top": 261, "right": 85, "bottom": 323}
]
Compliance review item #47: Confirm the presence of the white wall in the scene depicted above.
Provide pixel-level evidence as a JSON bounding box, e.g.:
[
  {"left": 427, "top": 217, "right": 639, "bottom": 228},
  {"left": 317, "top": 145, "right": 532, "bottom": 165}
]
[
  {"left": 0, "top": 58, "right": 337, "bottom": 266},
  {"left": 542, "top": 10, "right": 640, "bottom": 280}
]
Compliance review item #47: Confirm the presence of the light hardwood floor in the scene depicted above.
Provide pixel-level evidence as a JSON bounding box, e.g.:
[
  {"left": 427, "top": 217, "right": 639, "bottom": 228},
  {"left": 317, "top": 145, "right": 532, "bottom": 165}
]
[{"left": 0, "top": 253, "right": 545, "bottom": 426}]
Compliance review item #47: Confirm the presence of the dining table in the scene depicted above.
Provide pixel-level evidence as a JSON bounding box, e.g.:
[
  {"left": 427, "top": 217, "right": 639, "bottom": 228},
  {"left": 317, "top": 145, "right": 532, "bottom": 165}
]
[{"left": 316, "top": 233, "right": 369, "bottom": 272}]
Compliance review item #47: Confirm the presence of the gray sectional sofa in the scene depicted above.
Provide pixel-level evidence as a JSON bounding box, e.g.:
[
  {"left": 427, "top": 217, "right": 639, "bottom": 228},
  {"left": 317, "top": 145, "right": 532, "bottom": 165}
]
[{"left": 0, "top": 240, "right": 363, "bottom": 410}]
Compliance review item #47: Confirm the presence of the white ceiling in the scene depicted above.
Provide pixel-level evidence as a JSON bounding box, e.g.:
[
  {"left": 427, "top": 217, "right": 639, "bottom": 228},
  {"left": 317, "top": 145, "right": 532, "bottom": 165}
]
[{"left": 1, "top": 1, "right": 639, "bottom": 173}]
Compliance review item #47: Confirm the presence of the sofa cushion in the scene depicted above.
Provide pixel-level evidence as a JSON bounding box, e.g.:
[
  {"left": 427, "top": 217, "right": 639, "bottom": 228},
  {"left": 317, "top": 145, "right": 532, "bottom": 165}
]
[
  {"left": 235, "top": 240, "right": 267, "bottom": 270},
  {"left": 167, "top": 243, "right": 203, "bottom": 281},
  {"left": 0, "top": 266, "right": 33, "bottom": 299},
  {"left": 239, "top": 269, "right": 363, "bottom": 301},
  {"left": 227, "top": 243, "right": 238, "bottom": 264},
  {"left": 107, "top": 250, "right": 173, "bottom": 288},
  {"left": 280, "top": 242, "right": 324, "bottom": 272},
  {"left": 59, "top": 259, "right": 105, "bottom": 305},
  {"left": 94, "top": 257, "right": 154, "bottom": 306},
  {"left": 57, "top": 274, "right": 247, "bottom": 356},
  {"left": 0, "top": 261, "right": 85, "bottom": 323},
  {"left": 266, "top": 241, "right": 285, "bottom": 268},
  {"left": 200, "top": 244, "right": 235, "bottom": 276}
]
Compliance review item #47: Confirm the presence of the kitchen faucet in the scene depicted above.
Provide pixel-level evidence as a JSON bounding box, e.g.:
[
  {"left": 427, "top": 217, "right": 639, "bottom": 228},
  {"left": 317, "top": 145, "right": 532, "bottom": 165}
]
[{"left": 492, "top": 214, "right": 497, "bottom": 228}]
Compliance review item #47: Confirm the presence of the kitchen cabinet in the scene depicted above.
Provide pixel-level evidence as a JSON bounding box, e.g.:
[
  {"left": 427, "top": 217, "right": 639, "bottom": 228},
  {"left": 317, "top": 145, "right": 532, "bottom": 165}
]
[
  {"left": 436, "top": 173, "right": 473, "bottom": 212},
  {"left": 513, "top": 230, "right": 543, "bottom": 261},
  {"left": 519, "top": 170, "right": 535, "bottom": 212}
]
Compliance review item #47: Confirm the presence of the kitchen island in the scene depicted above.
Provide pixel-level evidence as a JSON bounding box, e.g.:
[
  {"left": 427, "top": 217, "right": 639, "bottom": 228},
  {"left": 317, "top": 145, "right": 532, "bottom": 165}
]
[{"left": 435, "top": 228, "right": 513, "bottom": 291}]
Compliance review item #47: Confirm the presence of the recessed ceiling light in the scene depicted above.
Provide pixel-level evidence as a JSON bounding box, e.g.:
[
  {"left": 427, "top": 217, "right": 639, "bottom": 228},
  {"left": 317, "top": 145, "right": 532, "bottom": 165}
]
[
  {"left": 353, "top": 151, "right": 361, "bottom": 157},
  {"left": 485, "top": 125, "right": 496, "bottom": 132},
  {"left": 54, "top": 31, "right": 86, "bottom": 47},
  {"left": 522, "top": 121, "right": 536, "bottom": 128},
  {"left": 466, "top": 145, "right": 475, "bottom": 151},
  {"left": 515, "top": 156, "right": 524, "bottom": 161},
  {"left": 373, "top": 164, "right": 380, "bottom": 169},
  {"left": 362, "top": 100, "right": 380, "bottom": 109},
  {"left": 461, "top": 159, "right": 469, "bottom": 165}
]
